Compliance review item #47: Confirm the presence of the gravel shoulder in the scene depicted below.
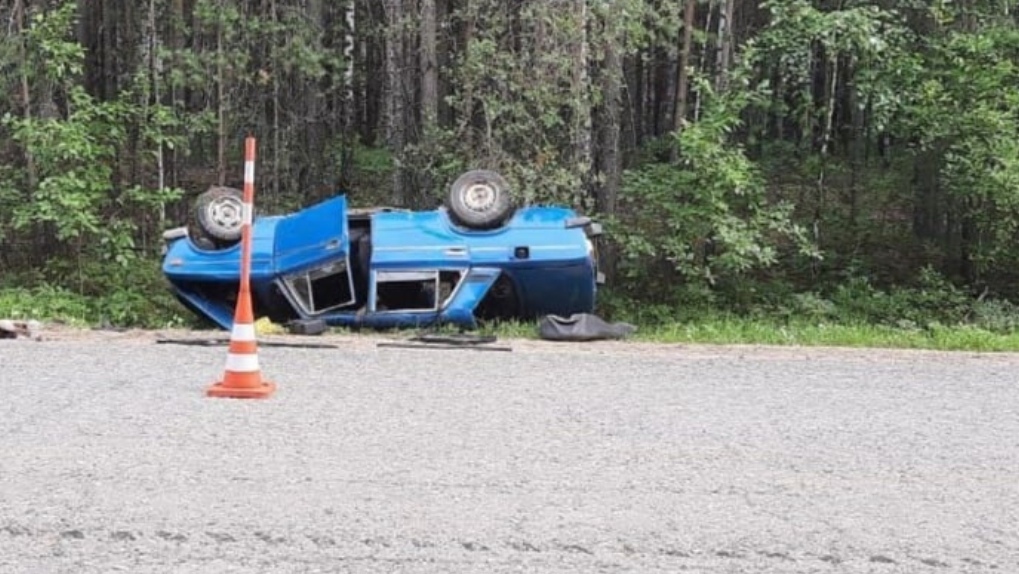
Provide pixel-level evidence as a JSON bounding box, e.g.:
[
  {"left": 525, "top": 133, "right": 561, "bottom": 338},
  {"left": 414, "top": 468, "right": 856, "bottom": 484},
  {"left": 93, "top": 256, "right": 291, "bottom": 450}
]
[{"left": 2, "top": 326, "right": 1018, "bottom": 573}]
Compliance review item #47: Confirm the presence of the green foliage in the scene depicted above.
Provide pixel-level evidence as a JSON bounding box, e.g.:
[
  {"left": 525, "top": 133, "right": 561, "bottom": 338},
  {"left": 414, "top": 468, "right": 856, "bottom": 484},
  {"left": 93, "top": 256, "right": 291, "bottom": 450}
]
[
  {"left": 435, "top": 0, "right": 644, "bottom": 209},
  {"left": 613, "top": 74, "right": 815, "bottom": 296},
  {"left": 0, "top": 1, "right": 184, "bottom": 268},
  {"left": 0, "top": 258, "right": 194, "bottom": 329},
  {"left": 342, "top": 143, "right": 397, "bottom": 204},
  {"left": 0, "top": 286, "right": 91, "bottom": 326},
  {"left": 22, "top": 0, "right": 85, "bottom": 81},
  {"left": 753, "top": 0, "right": 912, "bottom": 133},
  {"left": 825, "top": 268, "right": 971, "bottom": 329},
  {"left": 897, "top": 26, "right": 1019, "bottom": 275}
]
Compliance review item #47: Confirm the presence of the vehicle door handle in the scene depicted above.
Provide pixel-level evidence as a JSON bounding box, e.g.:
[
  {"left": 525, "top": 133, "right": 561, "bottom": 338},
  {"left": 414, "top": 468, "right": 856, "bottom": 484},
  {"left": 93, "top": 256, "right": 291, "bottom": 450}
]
[{"left": 445, "top": 247, "right": 467, "bottom": 256}]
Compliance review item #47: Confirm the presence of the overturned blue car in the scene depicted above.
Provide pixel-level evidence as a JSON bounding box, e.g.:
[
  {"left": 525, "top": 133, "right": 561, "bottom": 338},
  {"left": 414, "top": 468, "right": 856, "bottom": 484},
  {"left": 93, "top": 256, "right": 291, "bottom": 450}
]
[{"left": 161, "top": 170, "right": 604, "bottom": 331}]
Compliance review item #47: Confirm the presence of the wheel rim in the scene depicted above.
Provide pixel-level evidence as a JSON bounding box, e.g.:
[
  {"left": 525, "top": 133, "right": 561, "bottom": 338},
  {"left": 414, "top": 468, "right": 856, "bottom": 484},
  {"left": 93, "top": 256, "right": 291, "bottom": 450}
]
[
  {"left": 208, "top": 195, "right": 244, "bottom": 232},
  {"left": 462, "top": 182, "right": 498, "bottom": 213}
]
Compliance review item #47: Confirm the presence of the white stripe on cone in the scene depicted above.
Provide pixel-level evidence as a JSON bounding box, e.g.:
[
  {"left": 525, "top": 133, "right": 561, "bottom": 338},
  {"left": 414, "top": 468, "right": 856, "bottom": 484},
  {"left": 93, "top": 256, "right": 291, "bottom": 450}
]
[
  {"left": 244, "top": 161, "right": 255, "bottom": 184},
  {"left": 231, "top": 322, "right": 256, "bottom": 341},
  {"left": 225, "top": 353, "right": 260, "bottom": 373},
  {"left": 242, "top": 203, "right": 253, "bottom": 226}
]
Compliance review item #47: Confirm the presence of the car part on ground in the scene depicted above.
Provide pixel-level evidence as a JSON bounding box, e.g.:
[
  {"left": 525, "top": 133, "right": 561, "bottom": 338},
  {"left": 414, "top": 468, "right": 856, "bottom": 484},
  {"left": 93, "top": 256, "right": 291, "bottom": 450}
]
[
  {"left": 376, "top": 340, "right": 512, "bottom": 352},
  {"left": 154, "top": 337, "right": 339, "bottom": 349},
  {"left": 409, "top": 332, "right": 498, "bottom": 346},
  {"left": 286, "top": 318, "right": 329, "bottom": 336}
]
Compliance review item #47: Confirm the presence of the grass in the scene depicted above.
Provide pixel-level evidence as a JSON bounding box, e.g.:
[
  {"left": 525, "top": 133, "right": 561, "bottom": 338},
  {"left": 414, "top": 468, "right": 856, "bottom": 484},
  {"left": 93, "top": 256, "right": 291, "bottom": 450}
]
[
  {"left": 5, "top": 284, "right": 1019, "bottom": 352},
  {"left": 632, "top": 319, "right": 1019, "bottom": 352},
  {"left": 468, "top": 315, "right": 1019, "bottom": 352}
]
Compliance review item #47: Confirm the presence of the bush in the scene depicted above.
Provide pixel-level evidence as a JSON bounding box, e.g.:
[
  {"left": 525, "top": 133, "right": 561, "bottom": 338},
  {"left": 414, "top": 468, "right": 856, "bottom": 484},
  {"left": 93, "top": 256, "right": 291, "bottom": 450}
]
[{"left": 0, "top": 257, "right": 195, "bottom": 329}]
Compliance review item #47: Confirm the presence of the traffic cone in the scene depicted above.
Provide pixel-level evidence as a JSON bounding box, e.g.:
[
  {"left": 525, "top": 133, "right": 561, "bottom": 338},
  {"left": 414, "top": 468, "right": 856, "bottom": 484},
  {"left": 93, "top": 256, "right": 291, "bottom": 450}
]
[
  {"left": 206, "top": 287, "right": 276, "bottom": 399},
  {"left": 206, "top": 135, "right": 276, "bottom": 399}
]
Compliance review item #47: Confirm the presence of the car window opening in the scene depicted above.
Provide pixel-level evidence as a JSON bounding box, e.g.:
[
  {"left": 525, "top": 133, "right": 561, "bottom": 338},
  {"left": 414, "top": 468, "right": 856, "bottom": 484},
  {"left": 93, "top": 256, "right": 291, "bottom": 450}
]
[{"left": 374, "top": 270, "right": 463, "bottom": 312}]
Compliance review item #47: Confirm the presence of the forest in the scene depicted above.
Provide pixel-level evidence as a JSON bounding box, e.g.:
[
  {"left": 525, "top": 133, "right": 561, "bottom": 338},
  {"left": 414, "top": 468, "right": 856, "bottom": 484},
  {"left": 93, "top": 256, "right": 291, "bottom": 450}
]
[{"left": 2, "top": 0, "right": 1019, "bottom": 336}]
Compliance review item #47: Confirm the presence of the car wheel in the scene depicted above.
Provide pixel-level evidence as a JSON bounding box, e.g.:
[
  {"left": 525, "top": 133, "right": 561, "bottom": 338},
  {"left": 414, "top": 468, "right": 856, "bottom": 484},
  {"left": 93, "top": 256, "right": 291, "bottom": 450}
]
[
  {"left": 193, "top": 186, "right": 246, "bottom": 244},
  {"left": 447, "top": 170, "right": 516, "bottom": 229}
]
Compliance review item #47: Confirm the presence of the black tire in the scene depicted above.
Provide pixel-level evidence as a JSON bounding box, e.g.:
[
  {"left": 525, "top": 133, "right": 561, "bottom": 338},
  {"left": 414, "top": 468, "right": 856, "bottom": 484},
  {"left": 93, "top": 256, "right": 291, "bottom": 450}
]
[
  {"left": 447, "top": 170, "right": 516, "bottom": 229},
  {"left": 193, "top": 186, "right": 245, "bottom": 244}
]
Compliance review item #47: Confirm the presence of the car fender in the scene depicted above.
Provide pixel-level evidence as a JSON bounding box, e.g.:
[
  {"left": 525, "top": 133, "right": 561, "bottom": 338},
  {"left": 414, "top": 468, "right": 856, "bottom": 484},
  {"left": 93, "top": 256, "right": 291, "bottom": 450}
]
[{"left": 439, "top": 267, "right": 503, "bottom": 327}]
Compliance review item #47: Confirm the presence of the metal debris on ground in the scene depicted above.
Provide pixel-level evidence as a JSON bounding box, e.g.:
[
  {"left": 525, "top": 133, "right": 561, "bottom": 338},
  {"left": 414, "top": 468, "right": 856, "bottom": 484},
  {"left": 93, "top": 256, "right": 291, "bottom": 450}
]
[
  {"left": 155, "top": 337, "right": 339, "bottom": 349},
  {"left": 0, "top": 319, "right": 42, "bottom": 341},
  {"left": 376, "top": 331, "right": 512, "bottom": 352}
]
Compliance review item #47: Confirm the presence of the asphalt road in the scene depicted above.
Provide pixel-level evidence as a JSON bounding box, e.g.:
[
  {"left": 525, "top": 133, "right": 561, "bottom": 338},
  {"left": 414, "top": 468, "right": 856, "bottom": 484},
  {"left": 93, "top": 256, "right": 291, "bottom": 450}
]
[{"left": 1, "top": 332, "right": 1017, "bottom": 573}]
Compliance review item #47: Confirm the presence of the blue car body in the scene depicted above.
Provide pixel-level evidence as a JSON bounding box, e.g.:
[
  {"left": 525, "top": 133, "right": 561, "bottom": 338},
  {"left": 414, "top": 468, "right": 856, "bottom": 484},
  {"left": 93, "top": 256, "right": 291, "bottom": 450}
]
[{"left": 162, "top": 194, "right": 601, "bottom": 330}]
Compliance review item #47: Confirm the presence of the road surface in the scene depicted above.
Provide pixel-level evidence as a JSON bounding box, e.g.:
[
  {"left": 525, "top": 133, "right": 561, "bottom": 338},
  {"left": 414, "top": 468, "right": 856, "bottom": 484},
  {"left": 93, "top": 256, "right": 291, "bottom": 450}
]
[{"left": 1, "top": 329, "right": 1017, "bottom": 572}]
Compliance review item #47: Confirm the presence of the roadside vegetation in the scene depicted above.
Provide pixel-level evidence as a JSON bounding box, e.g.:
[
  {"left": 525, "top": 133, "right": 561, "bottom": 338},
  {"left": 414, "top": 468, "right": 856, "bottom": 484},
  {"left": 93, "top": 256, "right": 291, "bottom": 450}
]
[
  {"left": 4, "top": 1, "right": 1019, "bottom": 352},
  {"left": 5, "top": 261, "right": 1019, "bottom": 351}
]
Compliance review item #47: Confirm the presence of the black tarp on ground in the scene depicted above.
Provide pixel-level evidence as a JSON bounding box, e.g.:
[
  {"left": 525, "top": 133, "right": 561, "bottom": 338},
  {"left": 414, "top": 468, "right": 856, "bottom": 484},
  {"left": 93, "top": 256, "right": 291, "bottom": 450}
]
[{"left": 537, "top": 313, "right": 636, "bottom": 342}]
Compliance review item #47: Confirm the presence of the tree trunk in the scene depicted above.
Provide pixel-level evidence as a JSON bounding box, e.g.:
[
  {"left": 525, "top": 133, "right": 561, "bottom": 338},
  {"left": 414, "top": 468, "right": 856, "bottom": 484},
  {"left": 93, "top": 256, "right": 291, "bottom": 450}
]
[
  {"left": 813, "top": 55, "right": 839, "bottom": 275},
  {"left": 215, "top": 0, "right": 227, "bottom": 187},
  {"left": 593, "top": 5, "right": 621, "bottom": 216},
  {"left": 420, "top": 0, "right": 438, "bottom": 127},
  {"left": 458, "top": 0, "right": 477, "bottom": 151},
  {"left": 674, "top": 0, "right": 696, "bottom": 132},
  {"left": 167, "top": 0, "right": 185, "bottom": 190},
  {"left": 419, "top": 0, "right": 438, "bottom": 198},
  {"left": 693, "top": 3, "right": 714, "bottom": 122},
  {"left": 271, "top": 0, "right": 281, "bottom": 198},
  {"left": 848, "top": 58, "right": 864, "bottom": 233},
  {"left": 572, "top": 0, "right": 592, "bottom": 207},
  {"left": 344, "top": 0, "right": 357, "bottom": 134},
  {"left": 594, "top": 8, "right": 623, "bottom": 279},
  {"left": 715, "top": 0, "right": 735, "bottom": 91},
  {"left": 148, "top": 0, "right": 165, "bottom": 231},
  {"left": 629, "top": 53, "right": 645, "bottom": 149},
  {"left": 336, "top": 0, "right": 357, "bottom": 188},
  {"left": 13, "top": 0, "right": 37, "bottom": 191},
  {"left": 384, "top": 0, "right": 407, "bottom": 204},
  {"left": 436, "top": 0, "right": 453, "bottom": 127}
]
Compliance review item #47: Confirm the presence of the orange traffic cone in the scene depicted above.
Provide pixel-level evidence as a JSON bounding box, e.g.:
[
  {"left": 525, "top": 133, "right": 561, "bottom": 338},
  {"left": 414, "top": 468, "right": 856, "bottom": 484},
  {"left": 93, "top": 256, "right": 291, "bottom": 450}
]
[
  {"left": 206, "top": 135, "right": 276, "bottom": 399},
  {"left": 206, "top": 287, "right": 276, "bottom": 398}
]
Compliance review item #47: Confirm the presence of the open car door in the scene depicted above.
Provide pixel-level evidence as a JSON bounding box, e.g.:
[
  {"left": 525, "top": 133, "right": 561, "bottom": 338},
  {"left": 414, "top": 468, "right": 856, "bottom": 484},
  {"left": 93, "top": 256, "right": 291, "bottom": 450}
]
[{"left": 273, "top": 196, "right": 357, "bottom": 316}]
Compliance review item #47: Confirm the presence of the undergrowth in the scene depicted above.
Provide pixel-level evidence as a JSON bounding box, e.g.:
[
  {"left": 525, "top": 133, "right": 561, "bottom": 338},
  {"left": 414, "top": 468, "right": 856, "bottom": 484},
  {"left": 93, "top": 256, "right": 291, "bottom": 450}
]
[{"left": 0, "top": 259, "right": 196, "bottom": 329}]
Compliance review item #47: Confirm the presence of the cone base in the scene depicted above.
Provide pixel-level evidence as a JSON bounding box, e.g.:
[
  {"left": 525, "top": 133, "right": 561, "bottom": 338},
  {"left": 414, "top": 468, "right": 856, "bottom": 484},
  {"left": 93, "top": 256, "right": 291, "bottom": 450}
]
[{"left": 206, "top": 380, "right": 276, "bottom": 399}]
